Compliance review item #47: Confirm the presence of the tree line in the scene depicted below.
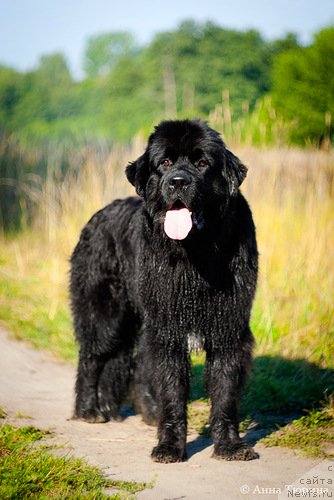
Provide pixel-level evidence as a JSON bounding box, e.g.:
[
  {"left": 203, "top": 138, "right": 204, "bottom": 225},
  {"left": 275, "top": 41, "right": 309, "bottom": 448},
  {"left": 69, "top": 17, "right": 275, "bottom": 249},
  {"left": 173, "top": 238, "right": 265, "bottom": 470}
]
[{"left": 0, "top": 20, "right": 333, "bottom": 146}]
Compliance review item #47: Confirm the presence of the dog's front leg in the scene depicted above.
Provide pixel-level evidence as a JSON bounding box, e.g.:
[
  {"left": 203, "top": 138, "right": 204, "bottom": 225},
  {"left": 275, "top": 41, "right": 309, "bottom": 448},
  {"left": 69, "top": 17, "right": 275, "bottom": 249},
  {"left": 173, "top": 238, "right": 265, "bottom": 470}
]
[
  {"left": 145, "top": 332, "right": 190, "bottom": 463},
  {"left": 205, "top": 337, "right": 257, "bottom": 461}
]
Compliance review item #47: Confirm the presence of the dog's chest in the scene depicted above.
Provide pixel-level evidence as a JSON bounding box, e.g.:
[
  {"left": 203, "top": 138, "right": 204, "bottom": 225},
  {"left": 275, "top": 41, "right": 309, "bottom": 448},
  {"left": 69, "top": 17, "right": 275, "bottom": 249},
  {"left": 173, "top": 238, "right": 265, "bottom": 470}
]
[{"left": 137, "top": 253, "right": 221, "bottom": 331}]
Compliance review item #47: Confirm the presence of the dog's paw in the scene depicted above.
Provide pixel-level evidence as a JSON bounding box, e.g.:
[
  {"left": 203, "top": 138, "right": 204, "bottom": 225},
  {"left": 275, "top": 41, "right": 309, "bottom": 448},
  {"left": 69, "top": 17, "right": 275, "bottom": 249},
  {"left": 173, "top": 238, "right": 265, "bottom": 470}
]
[
  {"left": 151, "top": 444, "right": 186, "bottom": 463},
  {"left": 72, "top": 408, "right": 107, "bottom": 423},
  {"left": 98, "top": 402, "right": 123, "bottom": 422},
  {"left": 213, "top": 442, "right": 258, "bottom": 461}
]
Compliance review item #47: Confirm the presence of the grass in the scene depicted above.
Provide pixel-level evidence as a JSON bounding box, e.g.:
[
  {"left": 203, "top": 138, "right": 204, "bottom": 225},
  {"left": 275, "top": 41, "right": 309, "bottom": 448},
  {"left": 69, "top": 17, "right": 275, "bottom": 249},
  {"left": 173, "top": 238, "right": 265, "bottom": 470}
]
[
  {"left": 242, "top": 147, "right": 334, "bottom": 367},
  {"left": 260, "top": 402, "right": 334, "bottom": 458},
  {"left": 0, "top": 142, "right": 333, "bottom": 459},
  {"left": 0, "top": 421, "right": 151, "bottom": 499},
  {"left": 0, "top": 237, "right": 76, "bottom": 360},
  {"left": 1, "top": 146, "right": 333, "bottom": 366}
]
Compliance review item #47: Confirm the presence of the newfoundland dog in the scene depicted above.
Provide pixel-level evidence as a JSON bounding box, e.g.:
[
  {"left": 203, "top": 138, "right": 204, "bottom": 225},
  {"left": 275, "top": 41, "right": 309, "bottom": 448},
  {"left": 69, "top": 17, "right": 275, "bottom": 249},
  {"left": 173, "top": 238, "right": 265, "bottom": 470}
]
[{"left": 70, "top": 119, "right": 258, "bottom": 463}]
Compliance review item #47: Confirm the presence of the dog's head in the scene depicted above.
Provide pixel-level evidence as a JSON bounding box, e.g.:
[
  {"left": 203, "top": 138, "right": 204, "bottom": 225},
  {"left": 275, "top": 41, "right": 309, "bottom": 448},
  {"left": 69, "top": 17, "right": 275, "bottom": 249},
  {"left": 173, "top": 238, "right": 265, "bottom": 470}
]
[{"left": 126, "top": 119, "right": 247, "bottom": 240}]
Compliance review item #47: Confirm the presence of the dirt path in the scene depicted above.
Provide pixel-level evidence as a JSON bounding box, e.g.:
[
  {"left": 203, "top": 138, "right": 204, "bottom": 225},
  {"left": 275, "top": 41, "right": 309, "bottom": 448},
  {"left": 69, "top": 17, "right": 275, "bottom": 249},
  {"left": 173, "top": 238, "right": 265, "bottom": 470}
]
[{"left": 1, "top": 329, "right": 332, "bottom": 499}]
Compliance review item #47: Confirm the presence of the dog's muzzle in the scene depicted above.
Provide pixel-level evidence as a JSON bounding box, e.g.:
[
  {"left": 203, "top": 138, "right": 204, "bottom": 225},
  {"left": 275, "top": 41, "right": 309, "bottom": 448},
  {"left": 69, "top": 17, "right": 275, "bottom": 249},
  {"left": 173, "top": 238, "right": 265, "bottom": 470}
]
[
  {"left": 163, "top": 171, "right": 194, "bottom": 241},
  {"left": 167, "top": 171, "right": 192, "bottom": 191}
]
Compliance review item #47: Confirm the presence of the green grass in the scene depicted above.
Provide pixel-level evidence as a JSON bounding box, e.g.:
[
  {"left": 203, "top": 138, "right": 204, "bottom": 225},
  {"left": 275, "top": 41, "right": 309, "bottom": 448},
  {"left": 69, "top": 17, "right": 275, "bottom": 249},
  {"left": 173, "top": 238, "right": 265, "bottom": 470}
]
[
  {"left": 190, "top": 354, "right": 334, "bottom": 416},
  {"left": 188, "top": 353, "right": 334, "bottom": 451},
  {"left": 0, "top": 423, "right": 151, "bottom": 499},
  {"left": 260, "top": 405, "right": 334, "bottom": 458},
  {"left": 241, "top": 356, "right": 334, "bottom": 416},
  {"left": 0, "top": 245, "right": 77, "bottom": 361}
]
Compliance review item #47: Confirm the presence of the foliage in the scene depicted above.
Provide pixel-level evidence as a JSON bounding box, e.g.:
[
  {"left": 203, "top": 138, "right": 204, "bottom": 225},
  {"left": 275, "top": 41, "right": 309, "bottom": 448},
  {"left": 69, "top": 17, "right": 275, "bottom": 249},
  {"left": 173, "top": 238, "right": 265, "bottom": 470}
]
[
  {"left": 210, "top": 95, "right": 293, "bottom": 146},
  {"left": 2, "top": 22, "right": 322, "bottom": 229},
  {"left": 138, "top": 21, "right": 272, "bottom": 116},
  {"left": 0, "top": 66, "right": 23, "bottom": 126},
  {"left": 83, "top": 32, "right": 138, "bottom": 78},
  {"left": 0, "top": 20, "right": 304, "bottom": 143},
  {"left": 1, "top": 22, "right": 332, "bottom": 146},
  {"left": 272, "top": 26, "right": 334, "bottom": 146}
]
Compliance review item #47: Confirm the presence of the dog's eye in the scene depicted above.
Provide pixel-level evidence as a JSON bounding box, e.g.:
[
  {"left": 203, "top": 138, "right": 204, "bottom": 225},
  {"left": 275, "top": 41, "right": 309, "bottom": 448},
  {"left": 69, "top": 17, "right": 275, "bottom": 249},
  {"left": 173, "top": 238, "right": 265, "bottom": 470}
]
[
  {"left": 198, "top": 160, "right": 208, "bottom": 168},
  {"left": 161, "top": 159, "right": 172, "bottom": 167}
]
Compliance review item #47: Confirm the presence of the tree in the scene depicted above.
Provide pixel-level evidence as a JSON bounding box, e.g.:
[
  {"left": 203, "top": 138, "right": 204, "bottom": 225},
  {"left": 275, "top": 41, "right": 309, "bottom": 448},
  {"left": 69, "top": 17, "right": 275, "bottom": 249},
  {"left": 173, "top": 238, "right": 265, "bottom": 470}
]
[
  {"left": 8, "top": 53, "right": 81, "bottom": 134},
  {"left": 36, "top": 54, "right": 72, "bottom": 87},
  {"left": 83, "top": 32, "right": 137, "bottom": 78},
  {"left": 0, "top": 66, "right": 23, "bottom": 129},
  {"left": 2, "top": 21, "right": 330, "bottom": 145},
  {"left": 141, "top": 21, "right": 273, "bottom": 120},
  {"left": 272, "top": 27, "right": 334, "bottom": 145}
]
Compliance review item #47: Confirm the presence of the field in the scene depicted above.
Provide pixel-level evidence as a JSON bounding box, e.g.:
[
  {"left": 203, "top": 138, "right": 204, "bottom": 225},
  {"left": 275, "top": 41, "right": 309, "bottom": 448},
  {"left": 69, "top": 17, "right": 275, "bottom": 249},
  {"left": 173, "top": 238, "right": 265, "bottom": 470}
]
[{"left": 0, "top": 139, "right": 333, "bottom": 457}]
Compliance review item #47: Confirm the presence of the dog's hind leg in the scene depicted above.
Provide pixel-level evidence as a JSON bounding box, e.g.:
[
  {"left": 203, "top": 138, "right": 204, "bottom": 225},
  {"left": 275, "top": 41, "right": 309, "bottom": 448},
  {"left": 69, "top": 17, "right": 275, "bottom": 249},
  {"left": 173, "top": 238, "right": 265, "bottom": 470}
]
[
  {"left": 97, "top": 349, "right": 134, "bottom": 421},
  {"left": 74, "top": 349, "right": 107, "bottom": 423},
  {"left": 133, "top": 347, "right": 158, "bottom": 426},
  {"left": 70, "top": 205, "right": 139, "bottom": 423},
  {"left": 73, "top": 307, "right": 137, "bottom": 423}
]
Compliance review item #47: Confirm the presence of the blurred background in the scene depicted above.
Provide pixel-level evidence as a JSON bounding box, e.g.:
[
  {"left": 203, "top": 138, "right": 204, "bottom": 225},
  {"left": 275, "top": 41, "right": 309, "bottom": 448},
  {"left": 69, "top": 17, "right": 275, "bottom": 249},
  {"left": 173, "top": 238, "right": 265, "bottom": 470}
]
[{"left": 0, "top": 0, "right": 333, "bottom": 451}]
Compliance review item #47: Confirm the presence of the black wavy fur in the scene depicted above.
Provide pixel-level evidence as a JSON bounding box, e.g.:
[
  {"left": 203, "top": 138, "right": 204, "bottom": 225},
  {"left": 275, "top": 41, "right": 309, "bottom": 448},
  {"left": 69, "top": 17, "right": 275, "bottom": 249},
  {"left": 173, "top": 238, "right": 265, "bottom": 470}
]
[{"left": 70, "top": 119, "right": 258, "bottom": 462}]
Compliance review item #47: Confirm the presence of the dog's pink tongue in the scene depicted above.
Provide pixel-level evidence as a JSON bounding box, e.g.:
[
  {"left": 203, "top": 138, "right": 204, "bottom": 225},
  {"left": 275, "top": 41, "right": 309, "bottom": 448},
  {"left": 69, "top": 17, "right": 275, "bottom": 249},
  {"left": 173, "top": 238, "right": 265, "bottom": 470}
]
[{"left": 164, "top": 207, "right": 192, "bottom": 240}]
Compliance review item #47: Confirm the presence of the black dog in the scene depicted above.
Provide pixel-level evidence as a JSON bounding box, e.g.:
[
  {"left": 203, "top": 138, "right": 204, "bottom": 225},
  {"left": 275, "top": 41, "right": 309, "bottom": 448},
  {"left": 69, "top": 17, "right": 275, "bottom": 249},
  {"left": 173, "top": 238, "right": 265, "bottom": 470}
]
[{"left": 70, "top": 119, "right": 258, "bottom": 463}]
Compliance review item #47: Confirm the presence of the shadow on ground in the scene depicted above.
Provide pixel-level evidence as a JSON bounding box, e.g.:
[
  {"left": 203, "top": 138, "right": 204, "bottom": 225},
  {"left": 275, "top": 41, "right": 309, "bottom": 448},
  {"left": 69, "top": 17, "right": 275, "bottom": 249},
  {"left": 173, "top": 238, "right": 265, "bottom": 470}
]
[
  {"left": 187, "top": 354, "right": 334, "bottom": 457},
  {"left": 241, "top": 355, "right": 333, "bottom": 417},
  {"left": 115, "top": 355, "right": 333, "bottom": 459}
]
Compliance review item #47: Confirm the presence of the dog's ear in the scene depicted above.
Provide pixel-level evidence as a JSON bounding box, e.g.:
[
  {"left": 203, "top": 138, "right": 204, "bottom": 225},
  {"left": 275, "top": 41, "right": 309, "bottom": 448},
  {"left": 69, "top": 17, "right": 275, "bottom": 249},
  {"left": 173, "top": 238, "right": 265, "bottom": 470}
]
[
  {"left": 223, "top": 149, "right": 248, "bottom": 196},
  {"left": 125, "top": 152, "right": 149, "bottom": 198}
]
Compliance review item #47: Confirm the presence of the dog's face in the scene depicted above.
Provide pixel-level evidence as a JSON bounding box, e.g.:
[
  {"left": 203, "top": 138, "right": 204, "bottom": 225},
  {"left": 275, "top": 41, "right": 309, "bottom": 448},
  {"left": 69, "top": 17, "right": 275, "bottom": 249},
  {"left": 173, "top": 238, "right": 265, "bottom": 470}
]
[{"left": 126, "top": 119, "right": 247, "bottom": 240}]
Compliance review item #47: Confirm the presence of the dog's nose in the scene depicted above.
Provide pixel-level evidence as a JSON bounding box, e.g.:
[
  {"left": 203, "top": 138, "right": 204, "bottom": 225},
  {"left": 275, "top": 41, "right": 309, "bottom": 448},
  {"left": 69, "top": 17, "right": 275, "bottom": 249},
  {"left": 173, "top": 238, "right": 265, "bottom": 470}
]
[{"left": 169, "top": 173, "right": 192, "bottom": 189}]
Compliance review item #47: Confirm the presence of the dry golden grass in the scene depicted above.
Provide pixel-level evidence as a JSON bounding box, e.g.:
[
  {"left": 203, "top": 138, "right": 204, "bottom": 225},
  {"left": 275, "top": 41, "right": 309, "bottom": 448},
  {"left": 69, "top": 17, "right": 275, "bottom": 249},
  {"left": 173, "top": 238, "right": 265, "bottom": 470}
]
[
  {"left": 1, "top": 141, "right": 333, "bottom": 367},
  {"left": 239, "top": 147, "right": 334, "bottom": 365}
]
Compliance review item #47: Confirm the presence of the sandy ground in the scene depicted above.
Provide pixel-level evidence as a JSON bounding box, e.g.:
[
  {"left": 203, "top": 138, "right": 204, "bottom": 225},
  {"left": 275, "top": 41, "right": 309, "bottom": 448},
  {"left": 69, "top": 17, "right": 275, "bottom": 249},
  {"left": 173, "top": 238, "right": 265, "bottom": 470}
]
[{"left": 1, "top": 329, "right": 332, "bottom": 499}]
